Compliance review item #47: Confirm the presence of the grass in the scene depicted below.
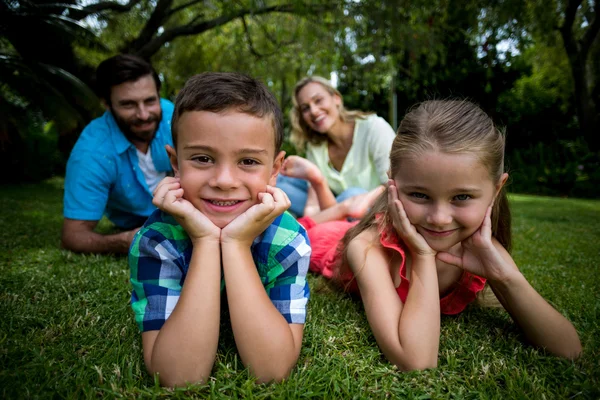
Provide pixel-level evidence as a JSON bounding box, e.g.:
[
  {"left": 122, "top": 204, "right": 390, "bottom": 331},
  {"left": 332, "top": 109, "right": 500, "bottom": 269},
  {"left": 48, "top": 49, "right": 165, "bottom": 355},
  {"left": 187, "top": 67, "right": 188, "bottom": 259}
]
[{"left": 1, "top": 177, "right": 599, "bottom": 399}]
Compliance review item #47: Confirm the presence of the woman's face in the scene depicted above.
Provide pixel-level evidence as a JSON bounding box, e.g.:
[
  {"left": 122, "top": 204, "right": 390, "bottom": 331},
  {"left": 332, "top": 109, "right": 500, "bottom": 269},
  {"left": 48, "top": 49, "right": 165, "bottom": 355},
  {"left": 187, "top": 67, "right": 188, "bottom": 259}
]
[{"left": 296, "top": 82, "right": 342, "bottom": 134}]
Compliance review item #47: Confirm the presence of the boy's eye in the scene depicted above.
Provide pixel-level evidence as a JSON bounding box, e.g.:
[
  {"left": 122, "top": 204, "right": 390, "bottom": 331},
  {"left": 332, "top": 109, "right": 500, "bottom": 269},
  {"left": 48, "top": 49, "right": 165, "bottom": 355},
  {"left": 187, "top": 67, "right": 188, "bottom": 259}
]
[
  {"left": 191, "top": 155, "right": 212, "bottom": 163},
  {"left": 240, "top": 159, "right": 259, "bottom": 166},
  {"left": 454, "top": 194, "right": 472, "bottom": 201}
]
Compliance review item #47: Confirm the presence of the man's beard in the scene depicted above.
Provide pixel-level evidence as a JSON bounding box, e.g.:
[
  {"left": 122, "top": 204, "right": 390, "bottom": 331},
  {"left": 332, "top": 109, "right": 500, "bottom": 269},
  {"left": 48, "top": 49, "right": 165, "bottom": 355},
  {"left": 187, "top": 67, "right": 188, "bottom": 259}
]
[{"left": 111, "top": 108, "right": 162, "bottom": 144}]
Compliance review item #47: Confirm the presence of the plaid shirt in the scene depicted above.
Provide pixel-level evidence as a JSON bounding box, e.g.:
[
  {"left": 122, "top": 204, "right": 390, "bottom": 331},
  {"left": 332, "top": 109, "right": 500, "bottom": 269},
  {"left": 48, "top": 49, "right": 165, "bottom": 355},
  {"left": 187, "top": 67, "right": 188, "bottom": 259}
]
[{"left": 129, "top": 209, "right": 311, "bottom": 332}]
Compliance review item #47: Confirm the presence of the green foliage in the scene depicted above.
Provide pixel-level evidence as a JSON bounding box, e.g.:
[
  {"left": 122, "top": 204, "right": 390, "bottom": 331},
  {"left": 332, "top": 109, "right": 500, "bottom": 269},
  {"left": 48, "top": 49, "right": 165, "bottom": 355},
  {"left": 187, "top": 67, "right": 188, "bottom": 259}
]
[
  {"left": 507, "top": 139, "right": 600, "bottom": 198},
  {"left": 0, "top": 179, "right": 599, "bottom": 398}
]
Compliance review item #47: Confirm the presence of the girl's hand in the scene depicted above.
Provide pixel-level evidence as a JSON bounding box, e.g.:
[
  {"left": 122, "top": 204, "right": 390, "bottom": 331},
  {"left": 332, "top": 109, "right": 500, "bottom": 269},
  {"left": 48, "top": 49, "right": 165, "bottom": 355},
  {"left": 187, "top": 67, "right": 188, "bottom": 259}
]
[
  {"left": 388, "top": 180, "right": 436, "bottom": 258},
  {"left": 221, "top": 185, "right": 291, "bottom": 247},
  {"left": 152, "top": 177, "right": 221, "bottom": 243},
  {"left": 436, "top": 206, "right": 518, "bottom": 282}
]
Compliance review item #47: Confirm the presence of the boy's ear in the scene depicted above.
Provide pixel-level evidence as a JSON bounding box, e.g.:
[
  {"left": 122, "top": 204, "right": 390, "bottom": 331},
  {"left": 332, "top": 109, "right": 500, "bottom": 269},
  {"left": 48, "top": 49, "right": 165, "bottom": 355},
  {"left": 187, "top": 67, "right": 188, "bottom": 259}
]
[
  {"left": 166, "top": 144, "right": 179, "bottom": 177},
  {"left": 100, "top": 99, "right": 109, "bottom": 111},
  {"left": 269, "top": 151, "right": 286, "bottom": 186}
]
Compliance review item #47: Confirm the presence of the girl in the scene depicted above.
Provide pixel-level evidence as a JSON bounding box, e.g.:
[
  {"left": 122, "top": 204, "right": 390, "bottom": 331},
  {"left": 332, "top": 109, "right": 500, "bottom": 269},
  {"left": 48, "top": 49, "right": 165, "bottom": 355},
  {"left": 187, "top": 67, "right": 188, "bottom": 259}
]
[
  {"left": 277, "top": 76, "right": 395, "bottom": 218},
  {"left": 300, "top": 100, "right": 582, "bottom": 370}
]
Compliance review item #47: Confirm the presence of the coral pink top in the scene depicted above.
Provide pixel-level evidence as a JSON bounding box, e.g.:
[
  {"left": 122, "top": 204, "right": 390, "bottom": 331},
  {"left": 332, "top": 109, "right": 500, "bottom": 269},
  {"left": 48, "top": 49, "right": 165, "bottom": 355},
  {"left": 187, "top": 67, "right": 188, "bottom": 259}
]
[{"left": 299, "top": 215, "right": 486, "bottom": 315}]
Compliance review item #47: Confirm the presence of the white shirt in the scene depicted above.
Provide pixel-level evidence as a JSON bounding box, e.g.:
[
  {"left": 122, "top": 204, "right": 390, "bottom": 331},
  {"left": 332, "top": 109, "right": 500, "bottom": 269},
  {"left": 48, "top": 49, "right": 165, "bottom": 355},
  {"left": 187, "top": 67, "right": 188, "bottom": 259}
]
[
  {"left": 136, "top": 147, "right": 167, "bottom": 193},
  {"left": 306, "top": 114, "right": 395, "bottom": 195}
]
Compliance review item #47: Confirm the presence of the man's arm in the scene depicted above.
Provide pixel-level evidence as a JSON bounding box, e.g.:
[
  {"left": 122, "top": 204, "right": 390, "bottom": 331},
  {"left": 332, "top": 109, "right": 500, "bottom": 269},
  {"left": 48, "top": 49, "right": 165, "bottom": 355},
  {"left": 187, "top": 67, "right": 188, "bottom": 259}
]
[{"left": 61, "top": 218, "right": 139, "bottom": 254}]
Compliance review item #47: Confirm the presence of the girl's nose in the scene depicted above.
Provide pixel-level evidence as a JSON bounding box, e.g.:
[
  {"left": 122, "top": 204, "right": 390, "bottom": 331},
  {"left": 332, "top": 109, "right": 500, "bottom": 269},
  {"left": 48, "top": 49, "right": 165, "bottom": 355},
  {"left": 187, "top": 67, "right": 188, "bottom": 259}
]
[{"left": 426, "top": 203, "right": 453, "bottom": 227}]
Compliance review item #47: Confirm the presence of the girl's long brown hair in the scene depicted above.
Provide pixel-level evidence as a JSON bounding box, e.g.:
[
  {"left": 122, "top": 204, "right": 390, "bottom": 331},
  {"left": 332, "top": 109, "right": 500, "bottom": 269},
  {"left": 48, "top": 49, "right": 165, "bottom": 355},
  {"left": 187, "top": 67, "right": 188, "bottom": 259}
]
[
  {"left": 337, "top": 100, "right": 512, "bottom": 284},
  {"left": 290, "top": 76, "right": 373, "bottom": 150}
]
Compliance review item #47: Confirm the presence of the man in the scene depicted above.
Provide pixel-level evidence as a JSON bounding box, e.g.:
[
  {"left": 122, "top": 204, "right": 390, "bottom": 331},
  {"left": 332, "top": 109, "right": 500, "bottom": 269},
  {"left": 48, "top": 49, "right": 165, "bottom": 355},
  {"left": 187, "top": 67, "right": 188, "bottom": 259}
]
[{"left": 62, "top": 54, "right": 174, "bottom": 254}]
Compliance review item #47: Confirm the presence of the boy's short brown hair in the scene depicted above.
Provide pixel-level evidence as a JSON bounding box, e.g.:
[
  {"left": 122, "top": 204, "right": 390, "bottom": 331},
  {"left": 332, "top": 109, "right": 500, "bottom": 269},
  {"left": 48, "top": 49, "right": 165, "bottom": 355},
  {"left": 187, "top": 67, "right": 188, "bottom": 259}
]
[{"left": 171, "top": 72, "right": 283, "bottom": 153}]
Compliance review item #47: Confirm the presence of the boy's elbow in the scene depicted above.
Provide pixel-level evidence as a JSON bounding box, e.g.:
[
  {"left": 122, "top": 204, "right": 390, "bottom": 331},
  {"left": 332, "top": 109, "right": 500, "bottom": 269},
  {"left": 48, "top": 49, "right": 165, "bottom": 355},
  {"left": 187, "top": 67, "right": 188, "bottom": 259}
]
[{"left": 151, "top": 367, "right": 212, "bottom": 389}]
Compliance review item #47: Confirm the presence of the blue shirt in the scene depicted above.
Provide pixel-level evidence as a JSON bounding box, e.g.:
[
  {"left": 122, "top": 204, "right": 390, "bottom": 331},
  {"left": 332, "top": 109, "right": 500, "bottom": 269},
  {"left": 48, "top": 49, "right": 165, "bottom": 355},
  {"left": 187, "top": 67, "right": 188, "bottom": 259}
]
[
  {"left": 129, "top": 209, "right": 311, "bottom": 332},
  {"left": 63, "top": 99, "right": 174, "bottom": 229}
]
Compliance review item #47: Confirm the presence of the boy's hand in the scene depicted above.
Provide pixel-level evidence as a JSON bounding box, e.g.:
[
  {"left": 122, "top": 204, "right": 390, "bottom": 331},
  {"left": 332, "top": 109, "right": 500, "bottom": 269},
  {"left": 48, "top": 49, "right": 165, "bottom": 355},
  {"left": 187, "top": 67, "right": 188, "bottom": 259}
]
[
  {"left": 388, "top": 180, "right": 436, "bottom": 258},
  {"left": 153, "top": 177, "right": 221, "bottom": 243},
  {"left": 221, "top": 185, "right": 290, "bottom": 247},
  {"left": 436, "top": 206, "right": 519, "bottom": 282}
]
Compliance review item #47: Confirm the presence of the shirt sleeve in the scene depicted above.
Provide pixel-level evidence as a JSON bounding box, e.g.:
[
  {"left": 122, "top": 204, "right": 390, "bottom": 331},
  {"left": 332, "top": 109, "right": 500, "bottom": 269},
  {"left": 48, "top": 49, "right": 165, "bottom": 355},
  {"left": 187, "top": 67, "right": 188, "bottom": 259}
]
[
  {"left": 265, "top": 222, "right": 311, "bottom": 324},
  {"left": 129, "top": 225, "right": 184, "bottom": 332},
  {"left": 63, "top": 148, "right": 115, "bottom": 221},
  {"left": 366, "top": 116, "right": 396, "bottom": 185}
]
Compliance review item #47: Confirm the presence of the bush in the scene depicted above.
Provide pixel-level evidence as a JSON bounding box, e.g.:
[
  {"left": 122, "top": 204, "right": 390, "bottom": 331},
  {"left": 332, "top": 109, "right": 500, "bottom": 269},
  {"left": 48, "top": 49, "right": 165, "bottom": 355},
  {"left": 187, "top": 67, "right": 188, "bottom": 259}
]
[{"left": 507, "top": 138, "right": 600, "bottom": 198}]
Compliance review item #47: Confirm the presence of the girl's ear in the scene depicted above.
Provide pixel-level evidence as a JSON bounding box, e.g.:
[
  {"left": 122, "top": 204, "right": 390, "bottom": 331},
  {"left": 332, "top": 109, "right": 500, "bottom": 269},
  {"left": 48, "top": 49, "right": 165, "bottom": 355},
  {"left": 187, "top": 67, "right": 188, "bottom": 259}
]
[
  {"left": 166, "top": 145, "right": 179, "bottom": 177},
  {"left": 493, "top": 172, "right": 509, "bottom": 201},
  {"left": 269, "top": 150, "right": 286, "bottom": 186}
]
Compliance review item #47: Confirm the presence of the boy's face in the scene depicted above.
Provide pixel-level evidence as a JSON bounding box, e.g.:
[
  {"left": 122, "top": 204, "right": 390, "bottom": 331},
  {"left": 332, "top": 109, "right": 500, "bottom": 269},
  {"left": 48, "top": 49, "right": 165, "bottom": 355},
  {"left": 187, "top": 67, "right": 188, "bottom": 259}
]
[{"left": 169, "top": 110, "right": 284, "bottom": 229}]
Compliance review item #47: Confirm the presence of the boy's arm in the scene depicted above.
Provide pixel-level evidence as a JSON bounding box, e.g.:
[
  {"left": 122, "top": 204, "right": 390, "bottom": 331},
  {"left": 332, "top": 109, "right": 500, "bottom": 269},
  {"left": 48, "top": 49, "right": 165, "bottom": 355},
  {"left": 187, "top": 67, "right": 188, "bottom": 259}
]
[
  {"left": 140, "top": 237, "right": 222, "bottom": 388},
  {"left": 220, "top": 187, "right": 308, "bottom": 382},
  {"left": 221, "top": 239, "right": 307, "bottom": 382}
]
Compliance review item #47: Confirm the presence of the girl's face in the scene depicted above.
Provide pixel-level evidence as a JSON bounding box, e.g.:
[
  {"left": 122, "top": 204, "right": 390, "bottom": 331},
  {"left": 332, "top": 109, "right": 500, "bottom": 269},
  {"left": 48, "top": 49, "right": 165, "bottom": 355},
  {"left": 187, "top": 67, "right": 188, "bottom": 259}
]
[
  {"left": 393, "top": 150, "right": 507, "bottom": 252},
  {"left": 296, "top": 82, "right": 342, "bottom": 134}
]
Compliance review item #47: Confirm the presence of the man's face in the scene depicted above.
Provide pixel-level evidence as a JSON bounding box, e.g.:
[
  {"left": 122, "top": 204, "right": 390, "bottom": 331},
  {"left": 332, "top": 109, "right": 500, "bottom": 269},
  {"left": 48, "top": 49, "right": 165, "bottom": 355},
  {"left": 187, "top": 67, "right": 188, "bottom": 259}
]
[
  {"left": 108, "top": 74, "right": 162, "bottom": 144},
  {"left": 169, "top": 110, "right": 284, "bottom": 229}
]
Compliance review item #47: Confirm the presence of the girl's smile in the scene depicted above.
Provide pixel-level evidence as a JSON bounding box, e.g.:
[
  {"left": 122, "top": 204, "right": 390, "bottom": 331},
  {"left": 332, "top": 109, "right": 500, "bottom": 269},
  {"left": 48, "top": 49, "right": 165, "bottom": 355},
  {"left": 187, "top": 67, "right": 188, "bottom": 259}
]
[{"left": 394, "top": 150, "right": 504, "bottom": 252}]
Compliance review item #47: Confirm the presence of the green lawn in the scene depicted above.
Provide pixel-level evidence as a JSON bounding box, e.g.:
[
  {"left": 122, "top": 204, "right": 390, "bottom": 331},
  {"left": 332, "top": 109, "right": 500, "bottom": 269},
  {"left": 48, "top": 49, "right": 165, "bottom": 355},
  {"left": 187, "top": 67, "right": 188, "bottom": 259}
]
[{"left": 1, "top": 178, "right": 599, "bottom": 399}]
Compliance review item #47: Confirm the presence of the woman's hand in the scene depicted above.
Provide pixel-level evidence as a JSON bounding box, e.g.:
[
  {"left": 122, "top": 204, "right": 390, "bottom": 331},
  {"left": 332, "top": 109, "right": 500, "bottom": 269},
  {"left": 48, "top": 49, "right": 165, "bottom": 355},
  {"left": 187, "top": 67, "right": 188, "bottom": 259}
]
[
  {"left": 221, "top": 185, "right": 291, "bottom": 247},
  {"left": 436, "top": 206, "right": 519, "bottom": 282},
  {"left": 152, "top": 177, "right": 221, "bottom": 243},
  {"left": 388, "top": 180, "right": 436, "bottom": 258}
]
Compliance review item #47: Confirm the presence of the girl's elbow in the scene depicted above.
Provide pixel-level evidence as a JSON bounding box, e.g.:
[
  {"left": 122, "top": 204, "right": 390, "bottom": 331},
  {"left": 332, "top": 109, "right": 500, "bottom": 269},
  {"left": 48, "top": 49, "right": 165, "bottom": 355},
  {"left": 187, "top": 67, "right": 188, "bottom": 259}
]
[
  {"left": 397, "top": 358, "right": 438, "bottom": 372},
  {"left": 250, "top": 360, "right": 296, "bottom": 383}
]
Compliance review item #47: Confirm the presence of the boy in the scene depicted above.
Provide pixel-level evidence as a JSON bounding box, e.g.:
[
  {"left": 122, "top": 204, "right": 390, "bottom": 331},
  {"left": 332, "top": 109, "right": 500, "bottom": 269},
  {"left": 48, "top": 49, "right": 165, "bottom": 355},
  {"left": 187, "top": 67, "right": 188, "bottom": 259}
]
[{"left": 129, "top": 72, "right": 311, "bottom": 387}]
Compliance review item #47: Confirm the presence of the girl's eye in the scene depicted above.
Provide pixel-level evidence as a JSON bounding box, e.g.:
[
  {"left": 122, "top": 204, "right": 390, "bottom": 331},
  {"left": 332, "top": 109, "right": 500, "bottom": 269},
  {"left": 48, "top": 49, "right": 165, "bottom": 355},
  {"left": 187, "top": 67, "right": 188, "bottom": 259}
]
[
  {"left": 454, "top": 194, "right": 472, "bottom": 201},
  {"left": 240, "top": 159, "right": 259, "bottom": 166},
  {"left": 410, "top": 192, "right": 428, "bottom": 200}
]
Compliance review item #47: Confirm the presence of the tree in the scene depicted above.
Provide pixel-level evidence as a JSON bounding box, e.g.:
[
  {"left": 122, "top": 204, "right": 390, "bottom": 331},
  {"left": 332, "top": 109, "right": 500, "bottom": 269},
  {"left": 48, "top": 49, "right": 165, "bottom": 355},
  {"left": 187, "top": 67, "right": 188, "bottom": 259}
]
[{"left": 526, "top": 0, "right": 599, "bottom": 150}]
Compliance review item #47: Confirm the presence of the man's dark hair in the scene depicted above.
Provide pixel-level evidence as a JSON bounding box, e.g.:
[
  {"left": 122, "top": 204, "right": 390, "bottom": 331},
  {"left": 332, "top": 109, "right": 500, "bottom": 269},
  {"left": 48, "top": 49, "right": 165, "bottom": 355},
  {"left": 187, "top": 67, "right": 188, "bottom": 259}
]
[
  {"left": 95, "top": 54, "right": 161, "bottom": 104},
  {"left": 172, "top": 72, "right": 284, "bottom": 153}
]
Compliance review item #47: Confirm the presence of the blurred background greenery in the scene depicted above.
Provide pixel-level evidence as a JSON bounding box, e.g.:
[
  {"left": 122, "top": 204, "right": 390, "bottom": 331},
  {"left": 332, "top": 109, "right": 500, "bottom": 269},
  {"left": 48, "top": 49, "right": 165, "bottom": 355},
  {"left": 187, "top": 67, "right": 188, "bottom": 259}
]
[{"left": 1, "top": 0, "right": 598, "bottom": 198}]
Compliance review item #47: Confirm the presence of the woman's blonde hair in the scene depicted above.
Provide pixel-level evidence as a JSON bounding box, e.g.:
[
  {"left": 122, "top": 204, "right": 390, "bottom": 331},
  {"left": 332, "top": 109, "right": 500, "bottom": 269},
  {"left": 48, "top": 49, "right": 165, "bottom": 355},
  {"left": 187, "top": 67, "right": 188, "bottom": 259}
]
[
  {"left": 337, "top": 100, "right": 512, "bottom": 299},
  {"left": 290, "top": 76, "right": 372, "bottom": 150}
]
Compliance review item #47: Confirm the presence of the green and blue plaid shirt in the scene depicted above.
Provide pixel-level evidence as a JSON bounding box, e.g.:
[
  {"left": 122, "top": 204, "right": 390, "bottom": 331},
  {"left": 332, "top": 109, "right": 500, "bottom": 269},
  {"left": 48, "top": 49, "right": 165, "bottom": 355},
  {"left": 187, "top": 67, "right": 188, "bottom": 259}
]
[{"left": 129, "top": 209, "right": 311, "bottom": 332}]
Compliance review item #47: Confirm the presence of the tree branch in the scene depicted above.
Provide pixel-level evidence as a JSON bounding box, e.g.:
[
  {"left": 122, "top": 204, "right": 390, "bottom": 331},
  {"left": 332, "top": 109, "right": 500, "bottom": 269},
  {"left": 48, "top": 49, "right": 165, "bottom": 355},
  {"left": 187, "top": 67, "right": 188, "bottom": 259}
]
[
  {"left": 125, "top": 0, "right": 173, "bottom": 57},
  {"left": 69, "top": 0, "right": 143, "bottom": 20},
  {"left": 167, "top": 0, "right": 205, "bottom": 17},
  {"left": 133, "top": 3, "right": 331, "bottom": 59},
  {"left": 580, "top": 0, "right": 600, "bottom": 55}
]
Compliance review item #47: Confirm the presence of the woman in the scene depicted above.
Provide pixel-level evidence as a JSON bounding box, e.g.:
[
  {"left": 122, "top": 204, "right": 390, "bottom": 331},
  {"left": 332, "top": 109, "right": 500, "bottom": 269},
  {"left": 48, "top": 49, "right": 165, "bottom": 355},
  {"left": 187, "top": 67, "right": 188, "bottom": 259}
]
[{"left": 278, "top": 76, "right": 395, "bottom": 218}]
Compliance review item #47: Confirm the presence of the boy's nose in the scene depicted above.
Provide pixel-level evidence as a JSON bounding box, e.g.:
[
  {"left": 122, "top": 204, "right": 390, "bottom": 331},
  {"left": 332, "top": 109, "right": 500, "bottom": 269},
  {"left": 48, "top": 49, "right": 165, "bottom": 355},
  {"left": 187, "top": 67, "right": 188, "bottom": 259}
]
[
  {"left": 426, "top": 203, "right": 453, "bottom": 227},
  {"left": 211, "top": 164, "right": 239, "bottom": 189}
]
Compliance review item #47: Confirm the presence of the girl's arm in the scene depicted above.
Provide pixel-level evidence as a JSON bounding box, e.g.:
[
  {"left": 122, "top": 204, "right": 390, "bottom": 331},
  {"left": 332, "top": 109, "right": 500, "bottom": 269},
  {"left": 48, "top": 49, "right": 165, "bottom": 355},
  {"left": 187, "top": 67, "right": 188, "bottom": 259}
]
[
  {"left": 437, "top": 206, "right": 581, "bottom": 359},
  {"left": 350, "top": 183, "right": 442, "bottom": 370},
  {"left": 348, "top": 231, "right": 440, "bottom": 371},
  {"left": 486, "top": 243, "right": 581, "bottom": 359}
]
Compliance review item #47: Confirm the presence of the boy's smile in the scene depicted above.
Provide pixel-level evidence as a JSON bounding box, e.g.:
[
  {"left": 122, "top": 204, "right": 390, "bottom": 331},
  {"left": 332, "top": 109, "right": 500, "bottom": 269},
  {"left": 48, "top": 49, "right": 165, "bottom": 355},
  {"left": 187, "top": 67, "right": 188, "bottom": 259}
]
[{"left": 170, "top": 110, "right": 284, "bottom": 229}]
